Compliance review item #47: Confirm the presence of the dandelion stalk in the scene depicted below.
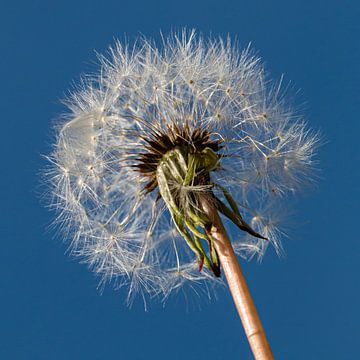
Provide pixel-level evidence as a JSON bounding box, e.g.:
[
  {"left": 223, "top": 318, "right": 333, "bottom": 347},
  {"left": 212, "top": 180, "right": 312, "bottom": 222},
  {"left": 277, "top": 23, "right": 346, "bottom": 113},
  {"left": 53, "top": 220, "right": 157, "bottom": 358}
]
[{"left": 201, "top": 196, "right": 274, "bottom": 360}]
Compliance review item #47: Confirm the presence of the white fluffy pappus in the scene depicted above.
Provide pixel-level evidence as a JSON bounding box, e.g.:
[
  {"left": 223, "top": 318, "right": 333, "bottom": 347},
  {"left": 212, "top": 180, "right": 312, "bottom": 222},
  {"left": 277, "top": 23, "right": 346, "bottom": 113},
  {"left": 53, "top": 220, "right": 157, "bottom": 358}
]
[{"left": 45, "top": 30, "right": 318, "bottom": 304}]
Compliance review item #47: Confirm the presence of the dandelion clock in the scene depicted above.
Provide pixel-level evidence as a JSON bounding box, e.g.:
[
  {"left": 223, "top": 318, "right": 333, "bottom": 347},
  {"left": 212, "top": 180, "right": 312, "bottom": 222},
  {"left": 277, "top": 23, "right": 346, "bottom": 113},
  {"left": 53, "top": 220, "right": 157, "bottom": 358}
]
[{"left": 46, "top": 30, "right": 318, "bottom": 359}]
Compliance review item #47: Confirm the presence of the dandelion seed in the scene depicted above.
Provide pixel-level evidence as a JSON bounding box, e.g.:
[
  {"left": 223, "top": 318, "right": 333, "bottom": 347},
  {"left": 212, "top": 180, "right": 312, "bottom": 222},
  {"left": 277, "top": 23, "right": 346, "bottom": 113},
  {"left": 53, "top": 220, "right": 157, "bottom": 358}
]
[{"left": 45, "top": 30, "right": 318, "bottom": 359}]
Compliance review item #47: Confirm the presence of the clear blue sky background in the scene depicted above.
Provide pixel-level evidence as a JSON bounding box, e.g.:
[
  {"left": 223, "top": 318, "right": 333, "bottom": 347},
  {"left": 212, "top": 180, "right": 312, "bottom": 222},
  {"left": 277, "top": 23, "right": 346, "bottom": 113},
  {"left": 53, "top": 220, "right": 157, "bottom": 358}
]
[{"left": 1, "top": 0, "right": 359, "bottom": 359}]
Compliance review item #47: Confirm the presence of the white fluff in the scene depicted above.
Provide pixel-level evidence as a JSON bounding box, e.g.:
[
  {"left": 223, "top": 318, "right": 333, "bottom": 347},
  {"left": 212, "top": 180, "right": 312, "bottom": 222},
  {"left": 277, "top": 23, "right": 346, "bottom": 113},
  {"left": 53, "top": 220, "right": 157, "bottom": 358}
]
[{"left": 46, "top": 30, "right": 318, "bottom": 303}]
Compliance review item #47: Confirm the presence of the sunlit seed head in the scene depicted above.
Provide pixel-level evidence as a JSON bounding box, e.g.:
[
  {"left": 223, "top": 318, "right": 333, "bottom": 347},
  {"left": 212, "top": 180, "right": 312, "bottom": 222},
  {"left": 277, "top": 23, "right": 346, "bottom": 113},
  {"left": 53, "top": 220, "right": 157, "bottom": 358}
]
[{"left": 46, "top": 29, "right": 319, "bottom": 304}]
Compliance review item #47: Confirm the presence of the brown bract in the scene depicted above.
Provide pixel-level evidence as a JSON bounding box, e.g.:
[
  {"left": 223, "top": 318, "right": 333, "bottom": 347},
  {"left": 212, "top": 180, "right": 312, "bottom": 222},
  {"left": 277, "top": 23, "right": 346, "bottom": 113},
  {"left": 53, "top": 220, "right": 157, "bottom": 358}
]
[{"left": 133, "top": 121, "right": 222, "bottom": 194}]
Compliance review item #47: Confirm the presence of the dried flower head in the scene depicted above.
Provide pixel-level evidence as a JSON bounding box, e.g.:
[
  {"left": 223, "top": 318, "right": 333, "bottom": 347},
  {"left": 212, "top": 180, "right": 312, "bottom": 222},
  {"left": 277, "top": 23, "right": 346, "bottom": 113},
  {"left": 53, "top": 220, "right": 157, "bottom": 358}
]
[{"left": 47, "top": 30, "right": 318, "bottom": 303}]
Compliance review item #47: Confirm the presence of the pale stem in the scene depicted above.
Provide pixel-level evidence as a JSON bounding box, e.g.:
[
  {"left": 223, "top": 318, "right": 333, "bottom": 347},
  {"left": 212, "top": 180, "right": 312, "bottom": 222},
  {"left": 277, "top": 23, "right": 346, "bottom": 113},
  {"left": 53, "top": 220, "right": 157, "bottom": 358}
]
[{"left": 201, "top": 197, "right": 274, "bottom": 360}]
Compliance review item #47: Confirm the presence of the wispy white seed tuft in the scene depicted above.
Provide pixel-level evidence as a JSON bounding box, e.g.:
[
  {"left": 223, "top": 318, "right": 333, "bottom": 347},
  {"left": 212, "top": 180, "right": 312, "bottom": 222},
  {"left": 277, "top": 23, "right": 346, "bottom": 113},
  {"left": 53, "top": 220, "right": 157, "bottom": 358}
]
[{"left": 45, "top": 30, "right": 319, "bottom": 303}]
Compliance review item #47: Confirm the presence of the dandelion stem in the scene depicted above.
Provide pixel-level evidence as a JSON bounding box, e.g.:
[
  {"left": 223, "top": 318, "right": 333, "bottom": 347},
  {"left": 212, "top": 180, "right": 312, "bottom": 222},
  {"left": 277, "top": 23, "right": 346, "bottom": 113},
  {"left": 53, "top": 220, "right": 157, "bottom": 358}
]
[{"left": 201, "top": 197, "right": 274, "bottom": 360}]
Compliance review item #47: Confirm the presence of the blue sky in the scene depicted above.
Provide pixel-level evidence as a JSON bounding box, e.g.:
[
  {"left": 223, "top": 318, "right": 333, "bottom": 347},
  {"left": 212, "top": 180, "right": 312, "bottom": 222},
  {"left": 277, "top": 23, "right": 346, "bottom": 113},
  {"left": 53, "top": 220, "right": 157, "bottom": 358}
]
[{"left": 1, "top": 0, "right": 359, "bottom": 359}]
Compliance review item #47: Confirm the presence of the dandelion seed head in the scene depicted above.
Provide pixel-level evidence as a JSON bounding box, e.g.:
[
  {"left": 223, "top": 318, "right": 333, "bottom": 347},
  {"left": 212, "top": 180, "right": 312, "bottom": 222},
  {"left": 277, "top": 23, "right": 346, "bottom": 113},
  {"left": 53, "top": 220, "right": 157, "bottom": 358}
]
[{"left": 47, "top": 30, "right": 318, "bottom": 303}]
